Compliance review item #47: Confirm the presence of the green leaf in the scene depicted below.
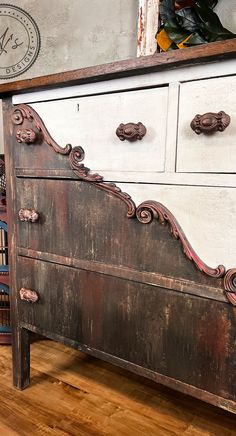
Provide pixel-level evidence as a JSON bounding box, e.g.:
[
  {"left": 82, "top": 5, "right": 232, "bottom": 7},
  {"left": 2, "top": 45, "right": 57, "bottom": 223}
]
[
  {"left": 194, "top": 0, "right": 236, "bottom": 42},
  {"left": 184, "top": 32, "right": 207, "bottom": 46},
  {"left": 175, "top": 7, "right": 202, "bottom": 33},
  {"left": 209, "top": 0, "right": 218, "bottom": 8},
  {"left": 159, "top": 0, "right": 175, "bottom": 22},
  {"left": 168, "top": 43, "right": 179, "bottom": 50},
  {"left": 158, "top": 0, "right": 236, "bottom": 50},
  {"left": 194, "top": 0, "right": 225, "bottom": 27}
]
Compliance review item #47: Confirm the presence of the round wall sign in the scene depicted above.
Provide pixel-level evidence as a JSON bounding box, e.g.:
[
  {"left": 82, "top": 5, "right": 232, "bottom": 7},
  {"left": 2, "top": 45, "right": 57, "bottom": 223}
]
[{"left": 0, "top": 4, "right": 40, "bottom": 79}]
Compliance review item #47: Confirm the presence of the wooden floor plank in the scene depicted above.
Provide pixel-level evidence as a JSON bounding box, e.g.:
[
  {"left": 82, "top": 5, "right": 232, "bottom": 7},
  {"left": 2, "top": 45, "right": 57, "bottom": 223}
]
[
  {"left": 29, "top": 342, "right": 194, "bottom": 431},
  {"left": 0, "top": 340, "right": 235, "bottom": 436}
]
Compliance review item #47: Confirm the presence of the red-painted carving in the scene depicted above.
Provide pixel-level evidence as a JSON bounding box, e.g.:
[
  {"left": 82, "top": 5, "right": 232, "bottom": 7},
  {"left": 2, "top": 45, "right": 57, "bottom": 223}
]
[
  {"left": 68, "top": 146, "right": 136, "bottom": 218},
  {"left": 18, "top": 208, "right": 39, "bottom": 223},
  {"left": 136, "top": 201, "right": 226, "bottom": 279},
  {"left": 16, "top": 128, "right": 37, "bottom": 144},
  {"left": 11, "top": 105, "right": 71, "bottom": 155},
  {"left": 19, "top": 288, "right": 39, "bottom": 303},
  {"left": 69, "top": 146, "right": 102, "bottom": 182},
  {"left": 224, "top": 269, "right": 236, "bottom": 306}
]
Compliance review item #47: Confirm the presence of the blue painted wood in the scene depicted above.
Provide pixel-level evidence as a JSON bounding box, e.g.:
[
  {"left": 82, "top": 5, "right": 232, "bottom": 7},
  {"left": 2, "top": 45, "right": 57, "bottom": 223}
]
[
  {"left": 0, "top": 326, "right": 11, "bottom": 333},
  {"left": 0, "top": 215, "right": 11, "bottom": 342},
  {"left": 0, "top": 220, "right": 7, "bottom": 232},
  {"left": 0, "top": 219, "right": 8, "bottom": 273},
  {"left": 0, "top": 283, "right": 9, "bottom": 293}
]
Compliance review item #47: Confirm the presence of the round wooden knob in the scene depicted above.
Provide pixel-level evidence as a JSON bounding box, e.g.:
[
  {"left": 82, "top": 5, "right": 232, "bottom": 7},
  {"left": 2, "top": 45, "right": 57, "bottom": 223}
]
[
  {"left": 16, "top": 129, "right": 37, "bottom": 144},
  {"left": 116, "top": 122, "right": 147, "bottom": 141},
  {"left": 18, "top": 208, "right": 39, "bottom": 223},
  {"left": 190, "top": 111, "right": 230, "bottom": 135},
  {"left": 19, "top": 288, "right": 39, "bottom": 303}
]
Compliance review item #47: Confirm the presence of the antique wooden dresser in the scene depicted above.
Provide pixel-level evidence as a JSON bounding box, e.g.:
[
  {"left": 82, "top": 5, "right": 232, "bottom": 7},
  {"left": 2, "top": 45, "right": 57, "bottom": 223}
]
[{"left": 1, "top": 40, "right": 236, "bottom": 413}]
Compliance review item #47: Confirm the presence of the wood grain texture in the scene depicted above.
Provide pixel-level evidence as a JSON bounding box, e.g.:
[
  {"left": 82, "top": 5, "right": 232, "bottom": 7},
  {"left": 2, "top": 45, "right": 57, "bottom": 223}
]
[
  {"left": 14, "top": 255, "right": 236, "bottom": 409},
  {"left": 0, "top": 340, "right": 236, "bottom": 435},
  {"left": 15, "top": 178, "right": 226, "bottom": 292},
  {"left": 0, "top": 39, "right": 236, "bottom": 96},
  {"left": 2, "top": 98, "right": 30, "bottom": 388}
]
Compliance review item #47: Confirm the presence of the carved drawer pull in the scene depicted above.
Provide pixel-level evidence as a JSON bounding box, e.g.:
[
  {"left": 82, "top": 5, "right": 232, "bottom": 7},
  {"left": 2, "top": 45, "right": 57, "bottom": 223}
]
[
  {"left": 18, "top": 208, "right": 39, "bottom": 223},
  {"left": 16, "top": 128, "right": 37, "bottom": 144},
  {"left": 190, "top": 111, "right": 230, "bottom": 135},
  {"left": 116, "top": 122, "right": 147, "bottom": 141},
  {"left": 19, "top": 288, "right": 39, "bottom": 303}
]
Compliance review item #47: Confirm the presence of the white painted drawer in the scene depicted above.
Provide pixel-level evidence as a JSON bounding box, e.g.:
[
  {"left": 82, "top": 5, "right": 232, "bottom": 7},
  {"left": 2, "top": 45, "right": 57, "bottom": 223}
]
[
  {"left": 31, "top": 86, "right": 168, "bottom": 181},
  {"left": 116, "top": 182, "right": 236, "bottom": 271},
  {"left": 177, "top": 75, "right": 236, "bottom": 173}
]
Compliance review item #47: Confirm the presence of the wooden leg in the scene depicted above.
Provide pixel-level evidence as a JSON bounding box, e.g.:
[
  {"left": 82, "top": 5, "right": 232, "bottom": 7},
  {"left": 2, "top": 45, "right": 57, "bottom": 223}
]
[{"left": 12, "top": 327, "right": 30, "bottom": 389}]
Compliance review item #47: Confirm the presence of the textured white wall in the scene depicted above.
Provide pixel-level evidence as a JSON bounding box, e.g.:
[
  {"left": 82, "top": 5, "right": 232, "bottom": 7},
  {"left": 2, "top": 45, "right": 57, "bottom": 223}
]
[{"left": 0, "top": 0, "right": 138, "bottom": 83}]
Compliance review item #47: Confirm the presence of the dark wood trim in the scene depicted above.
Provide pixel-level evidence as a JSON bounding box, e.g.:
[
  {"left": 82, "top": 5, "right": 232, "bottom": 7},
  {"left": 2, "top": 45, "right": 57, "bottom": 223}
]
[
  {"left": 15, "top": 168, "right": 78, "bottom": 179},
  {"left": 20, "top": 322, "right": 236, "bottom": 414},
  {"left": 0, "top": 39, "right": 236, "bottom": 96},
  {"left": 18, "top": 248, "right": 227, "bottom": 303},
  {"left": 3, "top": 99, "right": 30, "bottom": 388}
]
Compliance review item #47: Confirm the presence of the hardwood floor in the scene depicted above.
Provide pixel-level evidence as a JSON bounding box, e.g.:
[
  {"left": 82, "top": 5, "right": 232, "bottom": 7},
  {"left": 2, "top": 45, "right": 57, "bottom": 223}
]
[{"left": 0, "top": 340, "right": 235, "bottom": 435}]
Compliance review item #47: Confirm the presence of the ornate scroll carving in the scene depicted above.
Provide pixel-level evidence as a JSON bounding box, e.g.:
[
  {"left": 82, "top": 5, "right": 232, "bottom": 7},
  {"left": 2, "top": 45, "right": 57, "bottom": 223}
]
[
  {"left": 69, "top": 146, "right": 103, "bottom": 182},
  {"left": 116, "top": 122, "right": 147, "bottom": 141},
  {"left": 68, "top": 147, "right": 136, "bottom": 218},
  {"left": 19, "top": 288, "right": 39, "bottom": 303},
  {"left": 224, "top": 269, "right": 236, "bottom": 306},
  {"left": 16, "top": 128, "right": 37, "bottom": 144},
  {"left": 191, "top": 111, "right": 230, "bottom": 135},
  {"left": 18, "top": 208, "right": 39, "bottom": 223},
  {"left": 136, "top": 201, "right": 226, "bottom": 279},
  {"left": 11, "top": 105, "right": 71, "bottom": 155},
  {"left": 96, "top": 183, "right": 136, "bottom": 218}
]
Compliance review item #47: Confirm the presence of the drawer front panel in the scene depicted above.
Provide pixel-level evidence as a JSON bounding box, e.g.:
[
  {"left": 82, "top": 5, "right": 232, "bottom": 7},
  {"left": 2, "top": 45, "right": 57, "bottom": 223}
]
[
  {"left": 17, "top": 256, "right": 236, "bottom": 402},
  {"left": 177, "top": 75, "right": 236, "bottom": 173},
  {"left": 16, "top": 177, "right": 228, "bottom": 287},
  {"left": 30, "top": 86, "right": 168, "bottom": 179}
]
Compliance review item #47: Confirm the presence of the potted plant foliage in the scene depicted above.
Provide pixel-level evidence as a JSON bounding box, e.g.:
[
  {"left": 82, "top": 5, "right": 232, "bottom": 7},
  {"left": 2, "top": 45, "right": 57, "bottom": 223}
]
[{"left": 156, "top": 0, "right": 236, "bottom": 51}]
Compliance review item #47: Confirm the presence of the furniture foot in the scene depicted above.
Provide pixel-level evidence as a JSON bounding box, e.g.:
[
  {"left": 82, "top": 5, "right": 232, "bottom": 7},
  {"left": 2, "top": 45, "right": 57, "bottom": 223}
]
[{"left": 12, "top": 327, "right": 30, "bottom": 390}]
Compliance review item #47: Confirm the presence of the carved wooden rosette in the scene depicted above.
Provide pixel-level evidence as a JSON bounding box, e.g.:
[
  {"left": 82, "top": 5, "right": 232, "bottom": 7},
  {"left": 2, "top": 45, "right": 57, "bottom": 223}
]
[
  {"left": 19, "top": 288, "right": 39, "bottom": 303},
  {"left": 16, "top": 128, "right": 37, "bottom": 144},
  {"left": 11, "top": 103, "right": 236, "bottom": 305},
  {"left": 18, "top": 208, "right": 39, "bottom": 223}
]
